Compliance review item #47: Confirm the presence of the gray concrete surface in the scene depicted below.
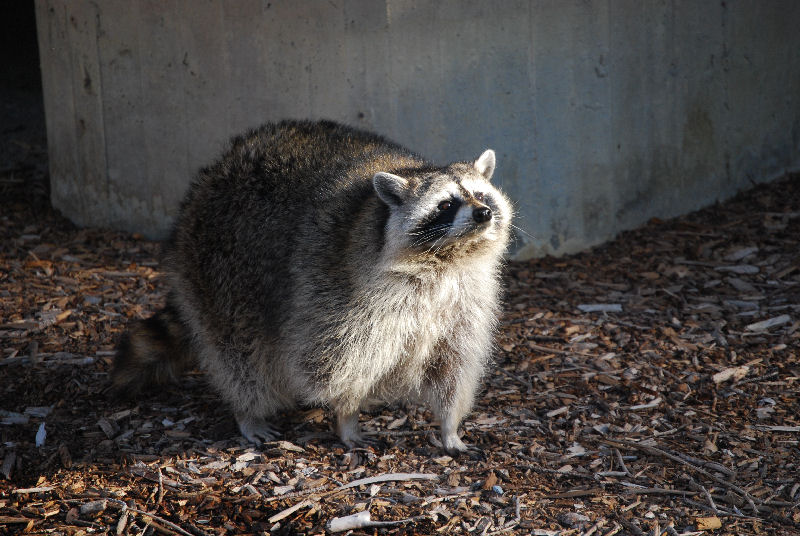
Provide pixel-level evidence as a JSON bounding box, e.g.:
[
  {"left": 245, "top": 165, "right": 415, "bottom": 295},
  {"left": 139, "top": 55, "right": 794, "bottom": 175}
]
[{"left": 35, "top": 1, "right": 800, "bottom": 258}]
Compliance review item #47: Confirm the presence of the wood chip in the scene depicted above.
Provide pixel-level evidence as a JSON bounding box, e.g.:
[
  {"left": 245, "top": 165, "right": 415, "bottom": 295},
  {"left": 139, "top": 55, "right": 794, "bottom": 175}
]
[
  {"left": 754, "top": 425, "right": 800, "bottom": 432},
  {"left": 723, "top": 246, "right": 758, "bottom": 262},
  {"left": 715, "top": 265, "right": 759, "bottom": 274},
  {"left": 340, "top": 472, "right": 438, "bottom": 489},
  {"left": 577, "top": 304, "right": 623, "bottom": 313},
  {"left": 0, "top": 516, "right": 33, "bottom": 524},
  {"left": 712, "top": 365, "right": 750, "bottom": 384},
  {"left": 80, "top": 500, "right": 108, "bottom": 515},
  {"left": 628, "top": 397, "right": 662, "bottom": 410},
  {"left": 696, "top": 516, "right": 722, "bottom": 530},
  {"left": 745, "top": 314, "right": 791, "bottom": 331},
  {"left": 267, "top": 499, "right": 312, "bottom": 524},
  {"left": 13, "top": 486, "right": 55, "bottom": 494},
  {"left": 97, "top": 417, "right": 118, "bottom": 439}
]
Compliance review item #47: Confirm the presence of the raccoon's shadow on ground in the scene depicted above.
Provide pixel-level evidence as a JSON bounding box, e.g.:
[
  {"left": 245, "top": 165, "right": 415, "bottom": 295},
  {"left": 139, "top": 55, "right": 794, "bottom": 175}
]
[{"left": 109, "top": 371, "right": 455, "bottom": 456}]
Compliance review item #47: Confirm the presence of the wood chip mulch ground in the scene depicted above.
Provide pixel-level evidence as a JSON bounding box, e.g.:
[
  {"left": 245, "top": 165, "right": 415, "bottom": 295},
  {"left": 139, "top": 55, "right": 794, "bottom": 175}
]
[{"left": 1, "top": 158, "right": 799, "bottom": 535}]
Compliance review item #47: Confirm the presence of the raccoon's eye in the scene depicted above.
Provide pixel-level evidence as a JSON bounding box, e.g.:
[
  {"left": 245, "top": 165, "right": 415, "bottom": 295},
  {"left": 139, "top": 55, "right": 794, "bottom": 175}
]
[
  {"left": 474, "top": 192, "right": 485, "bottom": 201},
  {"left": 438, "top": 200, "right": 452, "bottom": 211}
]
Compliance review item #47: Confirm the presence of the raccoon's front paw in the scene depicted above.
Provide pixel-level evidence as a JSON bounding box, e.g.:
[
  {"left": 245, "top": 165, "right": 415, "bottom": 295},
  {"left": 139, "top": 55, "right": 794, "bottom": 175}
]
[
  {"left": 237, "top": 414, "right": 280, "bottom": 444},
  {"left": 440, "top": 432, "right": 484, "bottom": 459},
  {"left": 442, "top": 433, "right": 469, "bottom": 455}
]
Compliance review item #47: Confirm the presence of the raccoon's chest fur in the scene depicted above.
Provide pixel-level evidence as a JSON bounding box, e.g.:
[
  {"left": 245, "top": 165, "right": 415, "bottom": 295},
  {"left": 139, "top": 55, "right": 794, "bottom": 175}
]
[{"left": 287, "top": 262, "right": 499, "bottom": 408}]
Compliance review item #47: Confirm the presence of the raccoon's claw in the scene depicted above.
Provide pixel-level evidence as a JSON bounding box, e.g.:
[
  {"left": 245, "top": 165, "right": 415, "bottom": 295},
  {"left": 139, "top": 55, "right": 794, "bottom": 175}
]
[
  {"left": 462, "top": 445, "right": 486, "bottom": 461},
  {"left": 336, "top": 411, "right": 378, "bottom": 450},
  {"left": 439, "top": 431, "right": 483, "bottom": 458},
  {"left": 442, "top": 434, "right": 469, "bottom": 455},
  {"left": 443, "top": 440, "right": 483, "bottom": 460},
  {"left": 341, "top": 432, "right": 381, "bottom": 450},
  {"left": 237, "top": 415, "right": 280, "bottom": 444},
  {"left": 338, "top": 424, "right": 373, "bottom": 450}
]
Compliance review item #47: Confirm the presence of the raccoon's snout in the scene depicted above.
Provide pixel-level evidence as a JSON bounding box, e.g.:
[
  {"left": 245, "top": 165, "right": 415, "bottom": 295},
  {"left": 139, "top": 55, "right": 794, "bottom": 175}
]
[{"left": 473, "top": 207, "right": 492, "bottom": 223}]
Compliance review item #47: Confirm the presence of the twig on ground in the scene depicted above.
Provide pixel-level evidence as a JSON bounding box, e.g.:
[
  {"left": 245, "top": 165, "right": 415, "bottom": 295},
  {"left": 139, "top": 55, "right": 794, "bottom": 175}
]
[
  {"left": 495, "top": 365, "right": 533, "bottom": 390},
  {"left": 268, "top": 500, "right": 313, "bottom": 524},
  {"left": 581, "top": 518, "right": 606, "bottom": 536},
  {"left": 156, "top": 466, "right": 165, "bottom": 505},
  {"left": 687, "top": 476, "right": 719, "bottom": 515},
  {"left": 620, "top": 486, "right": 698, "bottom": 497},
  {"left": 105, "top": 499, "right": 207, "bottom": 536},
  {"left": 614, "top": 448, "right": 632, "bottom": 476},
  {"left": 339, "top": 472, "right": 438, "bottom": 489},
  {"left": 605, "top": 439, "right": 762, "bottom": 515}
]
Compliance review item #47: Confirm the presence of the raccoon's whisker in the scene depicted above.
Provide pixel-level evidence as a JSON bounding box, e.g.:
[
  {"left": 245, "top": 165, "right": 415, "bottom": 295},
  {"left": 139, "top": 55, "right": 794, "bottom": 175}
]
[
  {"left": 450, "top": 224, "right": 473, "bottom": 239},
  {"left": 428, "top": 231, "right": 452, "bottom": 255},
  {"left": 410, "top": 226, "right": 450, "bottom": 247},
  {"left": 412, "top": 225, "right": 447, "bottom": 235},
  {"left": 431, "top": 237, "right": 446, "bottom": 256},
  {"left": 509, "top": 223, "right": 535, "bottom": 240},
  {"left": 410, "top": 231, "right": 444, "bottom": 243},
  {"left": 408, "top": 224, "right": 451, "bottom": 237},
  {"left": 413, "top": 222, "right": 452, "bottom": 233},
  {"left": 411, "top": 230, "right": 446, "bottom": 247},
  {"left": 428, "top": 228, "right": 456, "bottom": 255},
  {"left": 427, "top": 233, "right": 446, "bottom": 252},
  {"left": 420, "top": 222, "right": 470, "bottom": 250},
  {"left": 409, "top": 231, "right": 445, "bottom": 243},
  {"left": 415, "top": 236, "right": 441, "bottom": 248}
]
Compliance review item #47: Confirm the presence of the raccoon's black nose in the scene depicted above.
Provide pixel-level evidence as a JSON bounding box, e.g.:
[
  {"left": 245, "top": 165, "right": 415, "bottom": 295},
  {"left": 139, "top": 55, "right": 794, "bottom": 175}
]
[{"left": 473, "top": 207, "right": 492, "bottom": 223}]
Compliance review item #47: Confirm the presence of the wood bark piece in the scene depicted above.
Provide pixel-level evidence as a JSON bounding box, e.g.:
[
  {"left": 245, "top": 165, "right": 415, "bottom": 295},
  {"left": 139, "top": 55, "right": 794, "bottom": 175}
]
[
  {"left": 712, "top": 365, "right": 750, "bottom": 384},
  {"left": 577, "top": 304, "right": 623, "bottom": 313},
  {"left": 80, "top": 500, "right": 107, "bottom": 515},
  {"left": 745, "top": 314, "right": 791, "bottom": 331},
  {"left": 1, "top": 452, "right": 16, "bottom": 479},
  {"left": 267, "top": 499, "right": 312, "bottom": 524},
  {"left": 339, "top": 472, "right": 438, "bottom": 489},
  {"left": 327, "top": 510, "right": 428, "bottom": 533}
]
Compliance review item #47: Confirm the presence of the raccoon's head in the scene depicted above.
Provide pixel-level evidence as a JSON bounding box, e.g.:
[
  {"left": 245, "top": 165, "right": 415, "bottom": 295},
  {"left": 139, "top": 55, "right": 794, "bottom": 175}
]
[{"left": 373, "top": 149, "right": 511, "bottom": 262}]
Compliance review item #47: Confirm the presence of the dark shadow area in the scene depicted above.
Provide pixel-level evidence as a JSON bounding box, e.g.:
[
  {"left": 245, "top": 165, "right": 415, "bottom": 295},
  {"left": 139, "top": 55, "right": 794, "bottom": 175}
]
[{"left": 0, "top": 0, "right": 49, "bottom": 208}]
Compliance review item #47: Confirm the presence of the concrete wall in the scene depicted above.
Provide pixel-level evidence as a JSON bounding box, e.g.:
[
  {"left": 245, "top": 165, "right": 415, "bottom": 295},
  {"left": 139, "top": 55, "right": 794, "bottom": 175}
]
[{"left": 35, "top": 1, "right": 800, "bottom": 258}]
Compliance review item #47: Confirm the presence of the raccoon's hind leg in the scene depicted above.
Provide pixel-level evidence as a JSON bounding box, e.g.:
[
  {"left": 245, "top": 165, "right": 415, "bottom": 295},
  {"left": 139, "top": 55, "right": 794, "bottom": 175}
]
[
  {"left": 236, "top": 413, "right": 280, "bottom": 443},
  {"left": 335, "top": 408, "right": 372, "bottom": 449},
  {"left": 334, "top": 405, "right": 380, "bottom": 449},
  {"left": 335, "top": 409, "right": 362, "bottom": 448},
  {"left": 201, "top": 342, "right": 296, "bottom": 445},
  {"left": 422, "top": 343, "right": 485, "bottom": 455}
]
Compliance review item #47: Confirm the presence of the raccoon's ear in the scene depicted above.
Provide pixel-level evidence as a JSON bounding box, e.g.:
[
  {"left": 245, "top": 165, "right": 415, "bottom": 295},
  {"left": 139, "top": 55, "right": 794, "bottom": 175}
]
[
  {"left": 373, "top": 172, "right": 411, "bottom": 206},
  {"left": 474, "top": 149, "right": 496, "bottom": 181}
]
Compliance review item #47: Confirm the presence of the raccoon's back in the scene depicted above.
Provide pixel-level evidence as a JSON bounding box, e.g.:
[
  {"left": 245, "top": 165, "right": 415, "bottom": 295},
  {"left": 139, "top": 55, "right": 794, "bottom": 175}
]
[{"left": 165, "top": 120, "right": 423, "bottom": 341}]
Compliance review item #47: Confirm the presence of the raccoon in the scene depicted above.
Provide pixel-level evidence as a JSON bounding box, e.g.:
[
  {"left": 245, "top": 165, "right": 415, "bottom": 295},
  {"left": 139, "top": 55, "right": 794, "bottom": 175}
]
[{"left": 113, "top": 120, "right": 512, "bottom": 453}]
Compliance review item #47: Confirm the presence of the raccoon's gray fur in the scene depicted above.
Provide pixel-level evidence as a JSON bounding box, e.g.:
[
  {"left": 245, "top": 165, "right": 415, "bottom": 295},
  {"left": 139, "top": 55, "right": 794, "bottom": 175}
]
[{"left": 113, "top": 119, "right": 512, "bottom": 453}]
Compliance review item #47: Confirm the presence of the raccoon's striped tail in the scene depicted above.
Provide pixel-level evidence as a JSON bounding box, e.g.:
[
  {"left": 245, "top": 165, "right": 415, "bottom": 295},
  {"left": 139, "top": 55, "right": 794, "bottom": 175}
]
[{"left": 112, "top": 302, "right": 194, "bottom": 395}]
